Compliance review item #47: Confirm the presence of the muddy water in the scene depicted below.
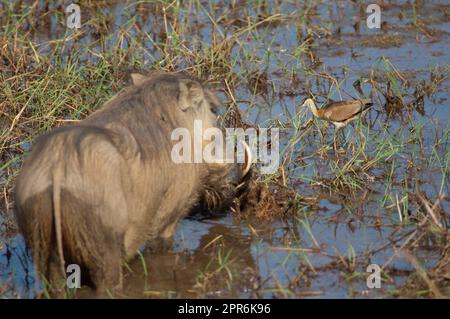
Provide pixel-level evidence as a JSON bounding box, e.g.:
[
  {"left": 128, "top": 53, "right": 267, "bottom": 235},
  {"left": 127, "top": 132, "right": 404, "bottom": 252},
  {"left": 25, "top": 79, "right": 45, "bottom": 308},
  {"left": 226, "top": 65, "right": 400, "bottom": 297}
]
[{"left": 0, "top": 1, "right": 449, "bottom": 298}]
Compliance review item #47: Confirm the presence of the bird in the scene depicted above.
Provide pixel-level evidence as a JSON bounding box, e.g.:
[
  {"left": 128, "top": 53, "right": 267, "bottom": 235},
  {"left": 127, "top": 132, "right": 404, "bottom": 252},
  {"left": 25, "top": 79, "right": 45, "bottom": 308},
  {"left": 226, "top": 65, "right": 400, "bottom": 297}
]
[{"left": 300, "top": 98, "right": 373, "bottom": 151}]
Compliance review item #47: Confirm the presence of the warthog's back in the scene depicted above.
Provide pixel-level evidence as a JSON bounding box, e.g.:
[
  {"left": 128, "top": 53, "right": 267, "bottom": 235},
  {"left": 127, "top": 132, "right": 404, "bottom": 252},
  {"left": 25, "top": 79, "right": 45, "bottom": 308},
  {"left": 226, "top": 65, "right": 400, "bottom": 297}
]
[{"left": 16, "top": 125, "right": 132, "bottom": 218}]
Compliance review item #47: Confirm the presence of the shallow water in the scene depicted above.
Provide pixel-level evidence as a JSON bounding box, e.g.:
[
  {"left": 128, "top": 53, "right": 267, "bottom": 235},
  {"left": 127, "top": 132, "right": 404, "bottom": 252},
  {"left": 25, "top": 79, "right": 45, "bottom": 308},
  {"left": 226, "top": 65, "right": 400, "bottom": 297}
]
[{"left": 0, "top": 0, "right": 449, "bottom": 298}]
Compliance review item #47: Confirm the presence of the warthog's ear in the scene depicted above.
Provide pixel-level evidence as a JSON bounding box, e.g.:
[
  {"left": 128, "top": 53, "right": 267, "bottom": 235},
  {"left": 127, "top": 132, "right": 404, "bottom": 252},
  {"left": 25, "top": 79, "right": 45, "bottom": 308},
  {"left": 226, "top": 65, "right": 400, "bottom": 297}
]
[
  {"left": 130, "top": 73, "right": 148, "bottom": 86},
  {"left": 178, "top": 79, "right": 205, "bottom": 111}
]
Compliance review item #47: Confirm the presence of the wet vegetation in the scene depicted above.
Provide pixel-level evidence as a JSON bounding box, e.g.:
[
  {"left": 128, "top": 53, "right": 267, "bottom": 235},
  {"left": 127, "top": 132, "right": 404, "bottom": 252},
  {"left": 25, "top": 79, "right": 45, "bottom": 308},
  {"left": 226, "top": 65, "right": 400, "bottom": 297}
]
[{"left": 0, "top": 0, "right": 449, "bottom": 298}]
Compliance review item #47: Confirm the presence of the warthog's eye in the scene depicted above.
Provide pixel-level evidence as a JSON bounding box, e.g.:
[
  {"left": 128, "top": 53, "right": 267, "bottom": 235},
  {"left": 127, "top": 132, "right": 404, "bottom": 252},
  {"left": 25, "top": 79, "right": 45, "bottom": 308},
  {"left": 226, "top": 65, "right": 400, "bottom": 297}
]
[
  {"left": 210, "top": 106, "right": 218, "bottom": 115},
  {"left": 204, "top": 89, "right": 221, "bottom": 116}
]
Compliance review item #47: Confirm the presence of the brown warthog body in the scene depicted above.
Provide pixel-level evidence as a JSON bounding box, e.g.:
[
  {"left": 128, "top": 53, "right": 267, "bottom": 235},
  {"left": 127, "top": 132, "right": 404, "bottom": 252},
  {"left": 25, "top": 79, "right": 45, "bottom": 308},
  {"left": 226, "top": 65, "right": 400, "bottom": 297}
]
[{"left": 14, "top": 73, "right": 249, "bottom": 292}]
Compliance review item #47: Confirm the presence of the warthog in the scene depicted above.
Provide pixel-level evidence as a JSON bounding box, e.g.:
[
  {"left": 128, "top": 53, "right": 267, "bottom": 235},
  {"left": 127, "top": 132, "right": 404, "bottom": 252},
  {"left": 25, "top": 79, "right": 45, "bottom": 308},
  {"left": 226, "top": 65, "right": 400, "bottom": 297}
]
[{"left": 14, "top": 72, "right": 251, "bottom": 292}]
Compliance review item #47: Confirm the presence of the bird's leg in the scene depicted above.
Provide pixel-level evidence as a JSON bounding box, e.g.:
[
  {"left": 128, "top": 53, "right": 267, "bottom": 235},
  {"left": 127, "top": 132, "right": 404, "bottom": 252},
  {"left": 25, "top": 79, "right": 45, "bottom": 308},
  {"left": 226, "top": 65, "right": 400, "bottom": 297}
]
[
  {"left": 333, "top": 128, "right": 340, "bottom": 153},
  {"left": 340, "top": 127, "right": 347, "bottom": 147},
  {"left": 333, "top": 133, "right": 337, "bottom": 153},
  {"left": 348, "top": 126, "right": 356, "bottom": 151},
  {"left": 358, "top": 126, "right": 365, "bottom": 141}
]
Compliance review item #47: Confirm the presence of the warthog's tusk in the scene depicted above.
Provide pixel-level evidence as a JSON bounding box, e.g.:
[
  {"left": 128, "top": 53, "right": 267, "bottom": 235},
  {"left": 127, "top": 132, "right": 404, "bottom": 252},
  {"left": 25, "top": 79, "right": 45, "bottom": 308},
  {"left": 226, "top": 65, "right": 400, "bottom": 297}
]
[{"left": 241, "top": 141, "right": 252, "bottom": 178}]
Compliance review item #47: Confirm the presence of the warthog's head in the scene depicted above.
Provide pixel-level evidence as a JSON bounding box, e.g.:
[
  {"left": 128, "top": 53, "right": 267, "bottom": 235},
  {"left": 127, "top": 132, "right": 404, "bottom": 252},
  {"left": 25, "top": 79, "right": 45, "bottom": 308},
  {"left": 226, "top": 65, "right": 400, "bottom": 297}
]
[{"left": 129, "top": 72, "right": 221, "bottom": 127}]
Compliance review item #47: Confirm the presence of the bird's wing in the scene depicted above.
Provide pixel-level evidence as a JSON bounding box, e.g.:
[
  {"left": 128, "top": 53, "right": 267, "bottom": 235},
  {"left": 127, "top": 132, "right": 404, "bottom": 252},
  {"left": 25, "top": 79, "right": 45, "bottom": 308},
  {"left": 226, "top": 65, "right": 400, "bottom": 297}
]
[{"left": 323, "top": 100, "right": 370, "bottom": 122}]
